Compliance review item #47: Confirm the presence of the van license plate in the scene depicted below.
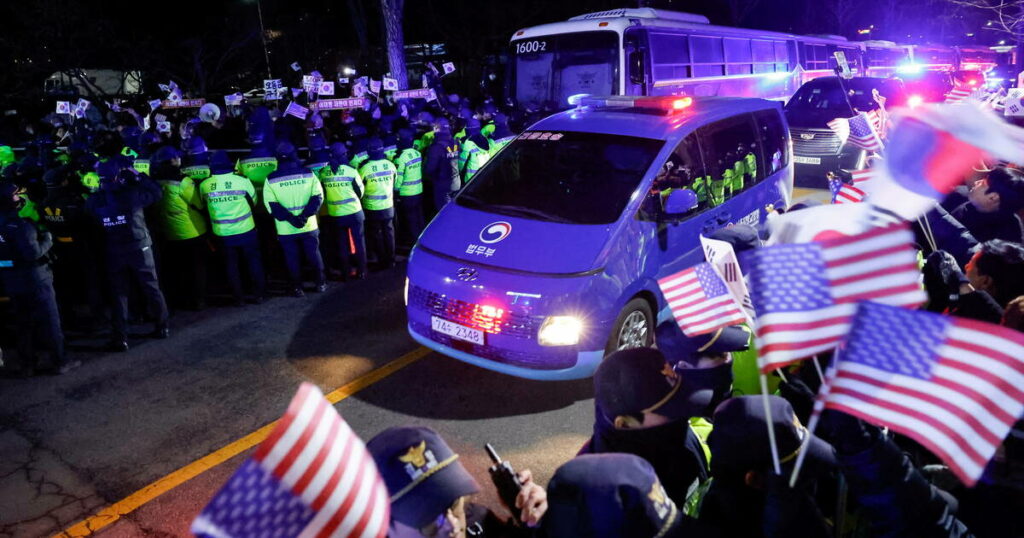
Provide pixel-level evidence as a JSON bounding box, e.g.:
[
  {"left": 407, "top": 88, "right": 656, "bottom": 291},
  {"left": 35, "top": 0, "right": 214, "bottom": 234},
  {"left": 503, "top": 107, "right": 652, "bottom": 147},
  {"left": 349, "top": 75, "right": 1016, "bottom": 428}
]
[
  {"left": 432, "top": 316, "right": 485, "bottom": 345},
  {"left": 793, "top": 156, "right": 821, "bottom": 165}
]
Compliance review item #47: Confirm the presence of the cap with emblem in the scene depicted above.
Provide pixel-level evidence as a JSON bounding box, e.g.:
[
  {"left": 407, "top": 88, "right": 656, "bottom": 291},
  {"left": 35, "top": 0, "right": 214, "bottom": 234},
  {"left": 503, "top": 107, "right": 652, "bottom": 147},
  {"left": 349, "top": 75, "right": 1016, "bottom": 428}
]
[
  {"left": 708, "top": 395, "right": 836, "bottom": 476},
  {"left": 655, "top": 321, "right": 751, "bottom": 367},
  {"left": 595, "top": 347, "right": 716, "bottom": 425},
  {"left": 366, "top": 426, "right": 480, "bottom": 529},
  {"left": 544, "top": 453, "right": 682, "bottom": 538}
]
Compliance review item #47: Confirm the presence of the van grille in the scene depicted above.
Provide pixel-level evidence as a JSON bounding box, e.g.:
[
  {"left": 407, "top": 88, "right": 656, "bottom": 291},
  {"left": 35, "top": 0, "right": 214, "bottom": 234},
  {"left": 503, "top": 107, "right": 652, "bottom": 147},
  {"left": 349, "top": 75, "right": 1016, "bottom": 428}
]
[
  {"left": 409, "top": 319, "right": 578, "bottom": 370},
  {"left": 408, "top": 285, "right": 540, "bottom": 339},
  {"left": 791, "top": 128, "right": 842, "bottom": 156}
]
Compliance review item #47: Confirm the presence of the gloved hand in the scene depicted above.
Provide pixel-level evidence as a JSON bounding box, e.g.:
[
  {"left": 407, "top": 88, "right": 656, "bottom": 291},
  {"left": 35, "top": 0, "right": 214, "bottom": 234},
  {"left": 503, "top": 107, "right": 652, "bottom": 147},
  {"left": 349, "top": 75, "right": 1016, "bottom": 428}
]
[{"left": 288, "top": 214, "right": 308, "bottom": 229}]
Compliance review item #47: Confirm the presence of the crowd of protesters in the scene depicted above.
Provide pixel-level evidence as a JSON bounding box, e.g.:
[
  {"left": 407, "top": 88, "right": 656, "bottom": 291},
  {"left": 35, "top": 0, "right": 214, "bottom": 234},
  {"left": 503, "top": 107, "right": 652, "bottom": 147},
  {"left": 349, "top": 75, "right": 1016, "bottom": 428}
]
[
  {"left": 3, "top": 68, "right": 1024, "bottom": 538},
  {"left": 361, "top": 155, "right": 1024, "bottom": 537},
  {"left": 0, "top": 73, "right": 525, "bottom": 376}
]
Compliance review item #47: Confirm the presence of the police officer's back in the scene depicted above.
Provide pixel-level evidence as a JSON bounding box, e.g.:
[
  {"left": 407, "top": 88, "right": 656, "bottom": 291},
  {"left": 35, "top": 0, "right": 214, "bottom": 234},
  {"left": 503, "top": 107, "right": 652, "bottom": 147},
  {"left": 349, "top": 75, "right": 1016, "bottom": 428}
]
[
  {"left": 0, "top": 183, "right": 74, "bottom": 375},
  {"left": 263, "top": 142, "right": 326, "bottom": 296},
  {"left": 459, "top": 118, "right": 491, "bottom": 182},
  {"left": 85, "top": 159, "right": 169, "bottom": 350},
  {"left": 392, "top": 129, "right": 424, "bottom": 250},
  {"left": 358, "top": 138, "right": 398, "bottom": 269}
]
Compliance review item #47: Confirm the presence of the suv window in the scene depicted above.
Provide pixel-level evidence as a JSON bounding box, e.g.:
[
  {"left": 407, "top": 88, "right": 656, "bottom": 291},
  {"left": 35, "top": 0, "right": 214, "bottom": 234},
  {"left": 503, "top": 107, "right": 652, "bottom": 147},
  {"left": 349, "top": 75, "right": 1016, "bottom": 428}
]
[
  {"left": 753, "top": 109, "right": 787, "bottom": 175},
  {"left": 697, "top": 114, "right": 760, "bottom": 206},
  {"left": 640, "top": 134, "right": 707, "bottom": 220}
]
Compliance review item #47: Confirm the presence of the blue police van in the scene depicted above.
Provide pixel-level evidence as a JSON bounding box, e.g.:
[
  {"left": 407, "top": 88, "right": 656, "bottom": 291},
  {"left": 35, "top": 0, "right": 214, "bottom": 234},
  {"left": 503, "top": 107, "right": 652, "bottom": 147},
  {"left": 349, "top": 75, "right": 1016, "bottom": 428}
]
[{"left": 406, "top": 95, "right": 793, "bottom": 380}]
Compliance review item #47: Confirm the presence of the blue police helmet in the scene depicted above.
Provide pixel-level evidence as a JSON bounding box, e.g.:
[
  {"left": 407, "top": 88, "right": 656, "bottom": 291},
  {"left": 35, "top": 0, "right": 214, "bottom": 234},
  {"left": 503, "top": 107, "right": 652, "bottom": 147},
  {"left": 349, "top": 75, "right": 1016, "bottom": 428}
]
[
  {"left": 397, "top": 129, "right": 415, "bottom": 143},
  {"left": 308, "top": 132, "right": 327, "bottom": 151},
  {"left": 140, "top": 131, "right": 161, "bottom": 149},
  {"left": 493, "top": 112, "right": 509, "bottom": 125},
  {"left": 367, "top": 138, "right": 384, "bottom": 152},
  {"left": 328, "top": 142, "right": 348, "bottom": 161},
  {"left": 209, "top": 151, "right": 234, "bottom": 175},
  {"left": 465, "top": 118, "right": 481, "bottom": 131},
  {"left": 433, "top": 117, "right": 451, "bottom": 134},
  {"left": 185, "top": 136, "right": 208, "bottom": 156},
  {"left": 275, "top": 141, "right": 298, "bottom": 162},
  {"left": 152, "top": 145, "right": 182, "bottom": 166},
  {"left": 96, "top": 159, "right": 126, "bottom": 182},
  {"left": 247, "top": 126, "right": 266, "bottom": 145}
]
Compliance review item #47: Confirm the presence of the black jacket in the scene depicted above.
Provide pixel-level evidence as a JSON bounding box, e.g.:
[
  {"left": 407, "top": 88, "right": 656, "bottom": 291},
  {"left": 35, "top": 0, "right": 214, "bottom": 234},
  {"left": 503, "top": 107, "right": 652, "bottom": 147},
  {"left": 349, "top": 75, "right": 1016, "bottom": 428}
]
[
  {"left": 914, "top": 205, "right": 979, "bottom": 268},
  {"left": 584, "top": 412, "right": 709, "bottom": 508},
  {"left": 837, "top": 424, "right": 974, "bottom": 537},
  {"left": 0, "top": 210, "right": 53, "bottom": 292},
  {"left": 951, "top": 203, "right": 1024, "bottom": 245},
  {"left": 85, "top": 176, "right": 163, "bottom": 252},
  {"left": 424, "top": 134, "right": 461, "bottom": 193}
]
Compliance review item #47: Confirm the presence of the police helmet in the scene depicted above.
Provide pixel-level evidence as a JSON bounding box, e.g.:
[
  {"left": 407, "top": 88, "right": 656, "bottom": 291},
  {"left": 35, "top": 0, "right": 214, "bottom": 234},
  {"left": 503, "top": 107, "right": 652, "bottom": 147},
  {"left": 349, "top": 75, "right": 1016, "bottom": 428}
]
[{"left": 185, "top": 136, "right": 208, "bottom": 156}]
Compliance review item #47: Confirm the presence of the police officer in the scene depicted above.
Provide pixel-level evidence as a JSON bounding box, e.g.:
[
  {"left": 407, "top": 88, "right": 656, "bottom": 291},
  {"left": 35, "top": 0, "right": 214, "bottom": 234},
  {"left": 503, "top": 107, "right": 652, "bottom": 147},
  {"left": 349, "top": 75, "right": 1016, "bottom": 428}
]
[
  {"left": 132, "top": 131, "right": 162, "bottom": 176},
  {"left": 487, "top": 113, "right": 516, "bottom": 157},
  {"left": 358, "top": 138, "right": 397, "bottom": 269},
  {"left": 0, "top": 183, "right": 75, "bottom": 376},
  {"left": 40, "top": 166, "right": 104, "bottom": 332},
  {"left": 181, "top": 136, "right": 212, "bottom": 183},
  {"left": 304, "top": 132, "right": 329, "bottom": 175},
  {"left": 153, "top": 143, "right": 209, "bottom": 311},
  {"left": 392, "top": 129, "right": 424, "bottom": 250},
  {"left": 199, "top": 151, "right": 265, "bottom": 305},
  {"left": 237, "top": 127, "right": 278, "bottom": 196},
  {"left": 423, "top": 118, "right": 460, "bottom": 215},
  {"left": 318, "top": 143, "right": 367, "bottom": 280},
  {"left": 458, "top": 118, "right": 491, "bottom": 183},
  {"left": 263, "top": 142, "right": 326, "bottom": 296},
  {"left": 85, "top": 159, "right": 169, "bottom": 351}
]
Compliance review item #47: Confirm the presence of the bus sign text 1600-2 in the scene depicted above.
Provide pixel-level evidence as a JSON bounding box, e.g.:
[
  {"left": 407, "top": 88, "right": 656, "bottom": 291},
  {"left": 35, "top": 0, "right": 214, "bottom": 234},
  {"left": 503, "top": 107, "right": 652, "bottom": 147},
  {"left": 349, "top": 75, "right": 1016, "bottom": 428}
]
[{"left": 514, "top": 40, "right": 547, "bottom": 54}]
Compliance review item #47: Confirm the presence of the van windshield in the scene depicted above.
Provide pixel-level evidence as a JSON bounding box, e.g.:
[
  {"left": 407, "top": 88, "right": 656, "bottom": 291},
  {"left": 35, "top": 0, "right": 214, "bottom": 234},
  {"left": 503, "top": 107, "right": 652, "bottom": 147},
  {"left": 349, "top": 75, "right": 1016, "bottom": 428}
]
[{"left": 456, "top": 131, "right": 663, "bottom": 225}]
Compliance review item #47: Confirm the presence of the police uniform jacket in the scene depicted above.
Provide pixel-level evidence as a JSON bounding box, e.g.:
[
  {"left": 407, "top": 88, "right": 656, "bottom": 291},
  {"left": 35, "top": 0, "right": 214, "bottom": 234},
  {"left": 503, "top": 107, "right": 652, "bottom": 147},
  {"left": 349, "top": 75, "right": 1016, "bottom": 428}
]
[
  {"left": 424, "top": 133, "right": 461, "bottom": 193},
  {"left": 0, "top": 210, "right": 53, "bottom": 292},
  {"left": 85, "top": 177, "right": 163, "bottom": 252}
]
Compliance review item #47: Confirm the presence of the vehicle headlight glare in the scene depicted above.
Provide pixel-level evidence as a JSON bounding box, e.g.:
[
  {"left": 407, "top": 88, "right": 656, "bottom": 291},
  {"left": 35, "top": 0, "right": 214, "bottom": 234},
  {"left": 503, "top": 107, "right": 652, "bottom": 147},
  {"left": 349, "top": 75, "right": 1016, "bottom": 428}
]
[{"left": 538, "top": 316, "right": 583, "bottom": 346}]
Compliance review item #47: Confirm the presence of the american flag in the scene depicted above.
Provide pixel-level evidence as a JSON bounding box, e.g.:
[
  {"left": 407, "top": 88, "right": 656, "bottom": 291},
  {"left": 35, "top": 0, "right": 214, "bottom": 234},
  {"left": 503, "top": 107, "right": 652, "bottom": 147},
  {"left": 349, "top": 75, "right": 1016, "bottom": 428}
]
[
  {"left": 945, "top": 88, "right": 972, "bottom": 104},
  {"left": 659, "top": 262, "right": 745, "bottom": 336},
  {"left": 829, "top": 177, "right": 867, "bottom": 204},
  {"left": 193, "top": 383, "right": 390, "bottom": 538},
  {"left": 827, "top": 113, "right": 883, "bottom": 152},
  {"left": 825, "top": 302, "right": 1024, "bottom": 486},
  {"left": 866, "top": 108, "right": 888, "bottom": 139},
  {"left": 744, "top": 224, "right": 925, "bottom": 372}
]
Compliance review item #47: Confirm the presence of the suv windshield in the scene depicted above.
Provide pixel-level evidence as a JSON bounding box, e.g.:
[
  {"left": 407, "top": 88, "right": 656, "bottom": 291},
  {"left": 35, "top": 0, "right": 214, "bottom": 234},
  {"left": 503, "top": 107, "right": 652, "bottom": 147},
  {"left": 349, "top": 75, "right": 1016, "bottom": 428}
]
[
  {"left": 511, "top": 31, "right": 619, "bottom": 110},
  {"left": 456, "top": 131, "right": 663, "bottom": 225},
  {"left": 787, "top": 78, "right": 904, "bottom": 113}
]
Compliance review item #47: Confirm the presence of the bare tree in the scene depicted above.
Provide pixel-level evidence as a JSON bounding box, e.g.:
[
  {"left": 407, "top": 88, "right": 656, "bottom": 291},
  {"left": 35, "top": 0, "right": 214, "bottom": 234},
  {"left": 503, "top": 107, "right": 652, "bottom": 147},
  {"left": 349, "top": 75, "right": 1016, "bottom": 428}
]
[
  {"left": 823, "top": 0, "right": 860, "bottom": 35},
  {"left": 949, "top": 0, "right": 1024, "bottom": 40},
  {"left": 380, "top": 0, "right": 409, "bottom": 89}
]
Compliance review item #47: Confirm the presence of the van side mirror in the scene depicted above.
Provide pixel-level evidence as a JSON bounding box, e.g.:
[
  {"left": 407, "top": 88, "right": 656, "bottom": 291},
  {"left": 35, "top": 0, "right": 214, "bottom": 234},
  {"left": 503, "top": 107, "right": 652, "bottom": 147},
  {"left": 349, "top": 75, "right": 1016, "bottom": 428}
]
[
  {"left": 662, "top": 189, "right": 699, "bottom": 217},
  {"left": 628, "top": 50, "right": 645, "bottom": 85}
]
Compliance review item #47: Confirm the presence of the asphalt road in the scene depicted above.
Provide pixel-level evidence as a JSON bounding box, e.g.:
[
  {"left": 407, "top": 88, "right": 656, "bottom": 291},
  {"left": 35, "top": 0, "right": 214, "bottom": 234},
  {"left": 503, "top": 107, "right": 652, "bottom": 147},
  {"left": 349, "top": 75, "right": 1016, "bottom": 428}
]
[{"left": 0, "top": 264, "right": 595, "bottom": 538}]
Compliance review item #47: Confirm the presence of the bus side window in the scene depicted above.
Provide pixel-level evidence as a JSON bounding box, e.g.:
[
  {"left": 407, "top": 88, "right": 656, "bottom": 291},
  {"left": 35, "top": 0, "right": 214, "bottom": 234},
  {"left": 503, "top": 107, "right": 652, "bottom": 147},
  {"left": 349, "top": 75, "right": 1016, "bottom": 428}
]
[
  {"left": 696, "top": 115, "right": 759, "bottom": 205},
  {"left": 754, "top": 110, "right": 788, "bottom": 177}
]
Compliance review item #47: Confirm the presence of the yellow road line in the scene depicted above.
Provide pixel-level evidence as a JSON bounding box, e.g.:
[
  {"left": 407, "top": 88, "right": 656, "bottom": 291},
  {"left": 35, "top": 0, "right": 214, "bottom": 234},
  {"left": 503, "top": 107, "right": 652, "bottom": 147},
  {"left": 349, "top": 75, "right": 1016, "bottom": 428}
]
[{"left": 56, "top": 346, "right": 431, "bottom": 537}]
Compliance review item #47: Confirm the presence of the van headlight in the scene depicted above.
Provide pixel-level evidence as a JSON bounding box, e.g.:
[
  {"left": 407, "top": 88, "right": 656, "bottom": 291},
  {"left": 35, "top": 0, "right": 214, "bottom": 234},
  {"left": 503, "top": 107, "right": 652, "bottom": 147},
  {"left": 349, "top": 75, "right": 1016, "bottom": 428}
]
[
  {"left": 404, "top": 277, "right": 410, "bottom": 306},
  {"left": 538, "top": 316, "right": 583, "bottom": 346}
]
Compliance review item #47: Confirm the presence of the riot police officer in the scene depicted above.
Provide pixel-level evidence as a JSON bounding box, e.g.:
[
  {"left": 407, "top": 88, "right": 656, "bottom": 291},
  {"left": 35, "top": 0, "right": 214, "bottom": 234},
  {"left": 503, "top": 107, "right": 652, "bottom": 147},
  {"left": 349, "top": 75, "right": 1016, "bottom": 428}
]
[
  {"left": 392, "top": 129, "right": 424, "bottom": 250},
  {"left": 358, "top": 138, "right": 397, "bottom": 269},
  {"left": 318, "top": 143, "right": 367, "bottom": 280},
  {"left": 263, "top": 142, "right": 326, "bottom": 296},
  {"left": 85, "top": 159, "right": 169, "bottom": 351},
  {"left": 423, "top": 118, "right": 460, "bottom": 215},
  {"left": 0, "top": 183, "right": 75, "bottom": 375}
]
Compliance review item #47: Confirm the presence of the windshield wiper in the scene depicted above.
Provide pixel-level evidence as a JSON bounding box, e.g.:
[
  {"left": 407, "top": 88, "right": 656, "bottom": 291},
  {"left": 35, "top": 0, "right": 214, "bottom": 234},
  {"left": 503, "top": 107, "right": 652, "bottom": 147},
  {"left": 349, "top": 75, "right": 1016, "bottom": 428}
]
[{"left": 489, "top": 204, "right": 576, "bottom": 224}]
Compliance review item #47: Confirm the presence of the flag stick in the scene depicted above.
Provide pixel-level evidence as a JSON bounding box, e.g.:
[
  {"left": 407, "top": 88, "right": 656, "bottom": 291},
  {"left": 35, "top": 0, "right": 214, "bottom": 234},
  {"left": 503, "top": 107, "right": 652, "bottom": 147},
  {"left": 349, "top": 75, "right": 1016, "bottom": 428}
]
[
  {"left": 789, "top": 347, "right": 841, "bottom": 488},
  {"left": 759, "top": 373, "right": 783, "bottom": 475},
  {"left": 812, "top": 356, "right": 825, "bottom": 386}
]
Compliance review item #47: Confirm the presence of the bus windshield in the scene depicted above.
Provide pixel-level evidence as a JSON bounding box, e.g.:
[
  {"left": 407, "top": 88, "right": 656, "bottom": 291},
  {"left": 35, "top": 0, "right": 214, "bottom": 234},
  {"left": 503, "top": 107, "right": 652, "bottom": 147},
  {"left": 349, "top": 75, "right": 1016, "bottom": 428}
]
[
  {"left": 456, "top": 131, "right": 663, "bottom": 225},
  {"left": 511, "top": 31, "right": 619, "bottom": 110}
]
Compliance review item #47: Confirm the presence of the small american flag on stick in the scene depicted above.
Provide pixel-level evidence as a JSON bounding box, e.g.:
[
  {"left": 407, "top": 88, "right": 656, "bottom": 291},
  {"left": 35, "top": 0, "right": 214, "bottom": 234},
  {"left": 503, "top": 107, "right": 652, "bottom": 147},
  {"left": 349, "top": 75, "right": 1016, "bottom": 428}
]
[
  {"left": 193, "top": 383, "right": 390, "bottom": 538},
  {"left": 659, "top": 262, "right": 746, "bottom": 336},
  {"left": 825, "top": 302, "right": 1024, "bottom": 486},
  {"left": 743, "top": 224, "right": 925, "bottom": 372}
]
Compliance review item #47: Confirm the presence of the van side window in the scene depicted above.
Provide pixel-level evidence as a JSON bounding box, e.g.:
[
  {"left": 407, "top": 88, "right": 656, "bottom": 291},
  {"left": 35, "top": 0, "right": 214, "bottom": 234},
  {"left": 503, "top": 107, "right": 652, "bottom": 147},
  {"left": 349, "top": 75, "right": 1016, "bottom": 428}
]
[
  {"left": 641, "top": 134, "right": 706, "bottom": 220},
  {"left": 754, "top": 109, "right": 789, "bottom": 176},
  {"left": 696, "top": 114, "right": 759, "bottom": 206}
]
